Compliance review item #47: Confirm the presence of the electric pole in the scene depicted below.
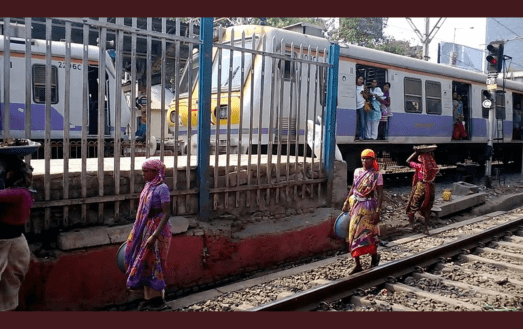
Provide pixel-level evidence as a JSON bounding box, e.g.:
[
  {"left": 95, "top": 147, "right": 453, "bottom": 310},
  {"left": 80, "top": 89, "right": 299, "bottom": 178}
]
[{"left": 406, "top": 18, "right": 446, "bottom": 61}]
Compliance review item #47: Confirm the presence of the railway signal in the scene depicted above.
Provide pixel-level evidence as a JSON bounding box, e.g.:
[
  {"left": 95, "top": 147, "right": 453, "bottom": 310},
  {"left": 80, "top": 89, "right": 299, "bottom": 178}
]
[{"left": 486, "top": 41, "right": 504, "bottom": 73}]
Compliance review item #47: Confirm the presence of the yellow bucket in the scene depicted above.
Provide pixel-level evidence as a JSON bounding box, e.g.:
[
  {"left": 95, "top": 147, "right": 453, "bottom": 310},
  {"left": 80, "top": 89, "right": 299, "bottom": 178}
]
[{"left": 442, "top": 189, "right": 452, "bottom": 201}]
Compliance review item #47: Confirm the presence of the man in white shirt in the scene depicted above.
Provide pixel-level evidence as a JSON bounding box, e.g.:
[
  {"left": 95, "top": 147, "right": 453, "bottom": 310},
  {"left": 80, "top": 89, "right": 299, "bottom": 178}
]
[{"left": 355, "top": 76, "right": 366, "bottom": 140}]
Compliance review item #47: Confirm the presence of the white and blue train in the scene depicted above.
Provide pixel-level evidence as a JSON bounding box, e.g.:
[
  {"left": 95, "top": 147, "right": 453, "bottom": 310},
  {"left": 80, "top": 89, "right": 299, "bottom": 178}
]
[
  {"left": 0, "top": 35, "right": 132, "bottom": 147},
  {"left": 166, "top": 24, "right": 523, "bottom": 179}
]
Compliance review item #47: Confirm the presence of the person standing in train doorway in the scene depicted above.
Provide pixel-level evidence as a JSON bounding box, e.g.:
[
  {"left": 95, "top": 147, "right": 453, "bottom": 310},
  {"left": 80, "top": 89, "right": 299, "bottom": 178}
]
[
  {"left": 376, "top": 82, "right": 391, "bottom": 140},
  {"left": 366, "top": 79, "right": 384, "bottom": 140},
  {"left": 124, "top": 159, "right": 172, "bottom": 311},
  {"left": 355, "top": 76, "right": 367, "bottom": 140},
  {"left": 452, "top": 93, "right": 467, "bottom": 140},
  {"left": 342, "top": 149, "right": 383, "bottom": 274}
]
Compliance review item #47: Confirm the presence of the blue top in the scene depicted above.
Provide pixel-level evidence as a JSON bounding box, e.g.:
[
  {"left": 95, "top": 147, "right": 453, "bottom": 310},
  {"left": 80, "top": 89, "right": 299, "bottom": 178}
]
[{"left": 135, "top": 123, "right": 146, "bottom": 139}]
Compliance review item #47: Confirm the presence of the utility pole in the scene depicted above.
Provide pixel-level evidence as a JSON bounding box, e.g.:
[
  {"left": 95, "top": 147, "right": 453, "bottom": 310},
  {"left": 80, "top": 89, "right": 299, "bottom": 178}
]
[
  {"left": 483, "top": 86, "right": 496, "bottom": 188},
  {"left": 484, "top": 40, "right": 505, "bottom": 188},
  {"left": 406, "top": 18, "right": 446, "bottom": 61},
  {"left": 423, "top": 18, "right": 430, "bottom": 61}
]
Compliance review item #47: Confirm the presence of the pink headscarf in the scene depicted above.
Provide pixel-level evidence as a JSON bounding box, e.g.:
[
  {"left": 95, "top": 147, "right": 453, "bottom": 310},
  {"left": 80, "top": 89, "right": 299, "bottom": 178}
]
[{"left": 142, "top": 158, "right": 166, "bottom": 187}]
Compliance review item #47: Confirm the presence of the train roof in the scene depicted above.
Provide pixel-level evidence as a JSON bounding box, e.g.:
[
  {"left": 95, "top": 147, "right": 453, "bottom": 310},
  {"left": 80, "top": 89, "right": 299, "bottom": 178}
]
[
  {"left": 0, "top": 35, "right": 104, "bottom": 62},
  {"left": 223, "top": 25, "right": 523, "bottom": 93}
]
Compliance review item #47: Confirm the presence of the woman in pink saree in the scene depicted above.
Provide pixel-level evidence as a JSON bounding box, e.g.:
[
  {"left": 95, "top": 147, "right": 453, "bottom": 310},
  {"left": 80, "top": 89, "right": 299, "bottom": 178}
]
[
  {"left": 342, "top": 149, "right": 383, "bottom": 274},
  {"left": 125, "top": 159, "right": 172, "bottom": 311}
]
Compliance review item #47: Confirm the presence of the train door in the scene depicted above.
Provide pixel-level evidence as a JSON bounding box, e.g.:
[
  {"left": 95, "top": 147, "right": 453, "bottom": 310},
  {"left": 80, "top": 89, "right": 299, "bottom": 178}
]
[
  {"left": 355, "top": 64, "right": 388, "bottom": 139},
  {"left": 452, "top": 82, "right": 471, "bottom": 139},
  {"left": 87, "top": 65, "right": 110, "bottom": 136},
  {"left": 512, "top": 93, "right": 522, "bottom": 140}
]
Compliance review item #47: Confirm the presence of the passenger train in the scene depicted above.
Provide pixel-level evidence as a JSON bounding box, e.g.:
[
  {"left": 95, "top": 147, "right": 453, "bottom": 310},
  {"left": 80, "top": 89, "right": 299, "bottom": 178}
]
[
  {"left": 167, "top": 24, "right": 523, "bottom": 182},
  {"left": 0, "top": 35, "right": 132, "bottom": 144}
]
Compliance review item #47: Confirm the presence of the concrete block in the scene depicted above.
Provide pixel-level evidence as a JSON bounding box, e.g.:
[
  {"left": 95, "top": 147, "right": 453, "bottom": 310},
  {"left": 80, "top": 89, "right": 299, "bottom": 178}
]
[
  {"left": 107, "top": 224, "right": 133, "bottom": 244},
  {"left": 58, "top": 227, "right": 111, "bottom": 250},
  {"left": 435, "top": 192, "right": 487, "bottom": 218},
  {"left": 452, "top": 181, "right": 479, "bottom": 196},
  {"left": 169, "top": 216, "right": 190, "bottom": 235},
  {"left": 58, "top": 224, "right": 133, "bottom": 250}
]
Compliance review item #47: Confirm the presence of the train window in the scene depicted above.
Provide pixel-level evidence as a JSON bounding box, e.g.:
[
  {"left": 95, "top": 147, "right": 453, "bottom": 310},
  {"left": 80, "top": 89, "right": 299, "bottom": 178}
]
[
  {"left": 355, "top": 64, "right": 387, "bottom": 89},
  {"left": 496, "top": 92, "right": 506, "bottom": 120},
  {"left": 32, "top": 64, "right": 58, "bottom": 104},
  {"left": 425, "top": 81, "right": 442, "bottom": 114},
  {"left": 404, "top": 77, "right": 422, "bottom": 113},
  {"left": 211, "top": 38, "right": 256, "bottom": 91},
  {"left": 482, "top": 90, "right": 506, "bottom": 120}
]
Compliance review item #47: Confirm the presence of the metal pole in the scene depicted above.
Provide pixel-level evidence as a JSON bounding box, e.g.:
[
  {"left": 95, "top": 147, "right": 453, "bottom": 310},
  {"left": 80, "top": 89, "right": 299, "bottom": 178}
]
[
  {"left": 323, "top": 43, "right": 339, "bottom": 205},
  {"left": 423, "top": 18, "right": 430, "bottom": 61},
  {"left": 197, "top": 17, "right": 213, "bottom": 221},
  {"left": 485, "top": 76, "right": 497, "bottom": 188}
]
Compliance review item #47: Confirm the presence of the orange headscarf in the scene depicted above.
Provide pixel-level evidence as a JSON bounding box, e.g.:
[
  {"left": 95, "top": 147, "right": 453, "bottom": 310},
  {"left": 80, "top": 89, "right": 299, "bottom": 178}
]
[{"left": 361, "top": 149, "right": 379, "bottom": 171}]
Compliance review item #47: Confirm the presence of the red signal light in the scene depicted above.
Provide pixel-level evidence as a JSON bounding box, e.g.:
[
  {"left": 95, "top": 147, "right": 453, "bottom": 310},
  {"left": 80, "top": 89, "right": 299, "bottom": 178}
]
[{"left": 486, "top": 55, "right": 497, "bottom": 65}]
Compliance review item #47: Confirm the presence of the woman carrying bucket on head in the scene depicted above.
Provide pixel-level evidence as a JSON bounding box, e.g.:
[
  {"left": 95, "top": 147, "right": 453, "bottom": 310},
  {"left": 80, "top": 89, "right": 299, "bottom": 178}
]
[
  {"left": 405, "top": 147, "right": 439, "bottom": 235},
  {"left": 124, "top": 158, "right": 172, "bottom": 311},
  {"left": 342, "top": 149, "right": 383, "bottom": 274}
]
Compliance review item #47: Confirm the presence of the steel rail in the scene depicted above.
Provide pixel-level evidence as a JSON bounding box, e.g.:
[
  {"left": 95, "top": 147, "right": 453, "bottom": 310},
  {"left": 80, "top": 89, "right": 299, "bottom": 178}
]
[{"left": 249, "top": 215, "right": 523, "bottom": 311}]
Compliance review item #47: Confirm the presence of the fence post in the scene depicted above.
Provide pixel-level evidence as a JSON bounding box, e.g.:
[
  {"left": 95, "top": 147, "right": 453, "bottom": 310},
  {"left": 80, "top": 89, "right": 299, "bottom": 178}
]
[
  {"left": 323, "top": 43, "right": 340, "bottom": 205},
  {"left": 197, "top": 18, "right": 213, "bottom": 221}
]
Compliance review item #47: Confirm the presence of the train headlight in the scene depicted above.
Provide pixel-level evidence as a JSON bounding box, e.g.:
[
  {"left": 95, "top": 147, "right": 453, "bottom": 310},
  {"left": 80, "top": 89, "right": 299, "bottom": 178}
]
[
  {"left": 170, "top": 111, "right": 183, "bottom": 126},
  {"left": 214, "top": 105, "right": 228, "bottom": 120}
]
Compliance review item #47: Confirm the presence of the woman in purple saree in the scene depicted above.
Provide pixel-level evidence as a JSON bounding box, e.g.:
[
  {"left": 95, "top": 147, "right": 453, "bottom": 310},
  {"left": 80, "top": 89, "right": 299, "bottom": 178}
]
[{"left": 125, "top": 158, "right": 172, "bottom": 311}]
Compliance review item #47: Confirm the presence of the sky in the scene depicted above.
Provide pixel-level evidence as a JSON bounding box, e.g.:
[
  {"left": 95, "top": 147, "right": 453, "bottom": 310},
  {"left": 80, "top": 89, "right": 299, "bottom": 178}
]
[{"left": 383, "top": 18, "right": 487, "bottom": 64}]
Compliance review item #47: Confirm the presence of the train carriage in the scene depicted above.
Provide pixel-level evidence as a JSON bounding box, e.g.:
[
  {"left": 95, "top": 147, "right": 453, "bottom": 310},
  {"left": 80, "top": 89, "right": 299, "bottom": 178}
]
[
  {"left": 0, "top": 36, "right": 132, "bottom": 146},
  {"left": 165, "top": 24, "right": 523, "bottom": 180}
]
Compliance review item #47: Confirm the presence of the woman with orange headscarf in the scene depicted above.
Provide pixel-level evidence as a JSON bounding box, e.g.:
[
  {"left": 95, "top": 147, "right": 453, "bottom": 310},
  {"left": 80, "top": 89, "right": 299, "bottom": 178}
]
[
  {"left": 342, "top": 149, "right": 383, "bottom": 274},
  {"left": 406, "top": 149, "right": 439, "bottom": 235}
]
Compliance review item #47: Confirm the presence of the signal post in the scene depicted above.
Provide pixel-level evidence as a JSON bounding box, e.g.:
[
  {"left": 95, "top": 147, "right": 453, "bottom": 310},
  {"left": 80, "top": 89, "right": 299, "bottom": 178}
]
[{"left": 484, "top": 41, "right": 504, "bottom": 188}]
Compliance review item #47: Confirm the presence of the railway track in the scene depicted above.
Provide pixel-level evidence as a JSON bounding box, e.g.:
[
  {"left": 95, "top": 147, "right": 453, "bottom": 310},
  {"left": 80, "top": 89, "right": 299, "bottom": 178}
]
[
  {"left": 166, "top": 209, "right": 523, "bottom": 312},
  {"left": 249, "top": 213, "right": 523, "bottom": 311}
]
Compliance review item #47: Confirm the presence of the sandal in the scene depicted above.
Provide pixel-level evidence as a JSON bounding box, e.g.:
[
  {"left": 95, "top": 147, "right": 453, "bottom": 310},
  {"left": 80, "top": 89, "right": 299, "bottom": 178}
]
[
  {"left": 141, "top": 297, "right": 171, "bottom": 311},
  {"left": 370, "top": 254, "right": 381, "bottom": 268},
  {"left": 348, "top": 265, "right": 363, "bottom": 275}
]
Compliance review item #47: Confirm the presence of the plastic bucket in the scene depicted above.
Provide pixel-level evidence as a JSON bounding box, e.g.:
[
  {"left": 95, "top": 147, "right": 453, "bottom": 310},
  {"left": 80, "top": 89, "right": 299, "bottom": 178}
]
[
  {"left": 333, "top": 212, "right": 350, "bottom": 240},
  {"left": 116, "top": 241, "right": 128, "bottom": 273}
]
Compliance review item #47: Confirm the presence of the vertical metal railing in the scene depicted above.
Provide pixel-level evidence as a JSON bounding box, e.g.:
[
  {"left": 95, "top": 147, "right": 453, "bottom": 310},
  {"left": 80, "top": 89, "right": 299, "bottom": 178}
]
[
  {"left": 81, "top": 22, "right": 89, "bottom": 226},
  {"left": 197, "top": 17, "right": 213, "bottom": 221},
  {"left": 324, "top": 43, "right": 340, "bottom": 204},
  {"left": 24, "top": 18, "right": 33, "bottom": 233},
  {"left": 114, "top": 17, "right": 124, "bottom": 222},
  {"left": 2, "top": 18, "right": 10, "bottom": 142},
  {"left": 97, "top": 18, "right": 107, "bottom": 224},
  {"left": 44, "top": 18, "right": 52, "bottom": 231},
  {"left": 1, "top": 18, "right": 336, "bottom": 234},
  {"left": 63, "top": 21, "right": 71, "bottom": 227}
]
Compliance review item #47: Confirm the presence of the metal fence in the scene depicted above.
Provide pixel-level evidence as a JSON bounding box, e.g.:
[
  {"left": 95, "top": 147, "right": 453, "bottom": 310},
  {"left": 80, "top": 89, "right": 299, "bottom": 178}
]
[{"left": 1, "top": 17, "right": 339, "bottom": 235}]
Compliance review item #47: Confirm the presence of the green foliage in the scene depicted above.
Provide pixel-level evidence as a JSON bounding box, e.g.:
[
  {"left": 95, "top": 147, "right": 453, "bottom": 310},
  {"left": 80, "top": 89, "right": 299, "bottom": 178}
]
[
  {"left": 336, "top": 18, "right": 412, "bottom": 57},
  {"left": 336, "top": 18, "right": 386, "bottom": 47},
  {"left": 259, "top": 17, "right": 325, "bottom": 28}
]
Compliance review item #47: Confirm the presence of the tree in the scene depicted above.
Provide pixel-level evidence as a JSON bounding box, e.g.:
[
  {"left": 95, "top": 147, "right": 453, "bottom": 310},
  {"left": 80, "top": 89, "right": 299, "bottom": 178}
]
[
  {"left": 336, "top": 18, "right": 387, "bottom": 47},
  {"left": 333, "top": 18, "right": 413, "bottom": 57}
]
